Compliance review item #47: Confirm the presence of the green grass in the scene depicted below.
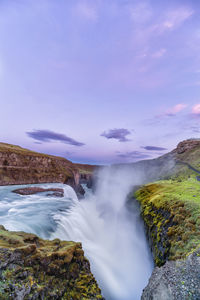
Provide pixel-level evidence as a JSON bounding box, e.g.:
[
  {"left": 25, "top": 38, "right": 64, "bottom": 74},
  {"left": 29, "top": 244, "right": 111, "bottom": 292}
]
[{"left": 136, "top": 176, "right": 200, "bottom": 262}]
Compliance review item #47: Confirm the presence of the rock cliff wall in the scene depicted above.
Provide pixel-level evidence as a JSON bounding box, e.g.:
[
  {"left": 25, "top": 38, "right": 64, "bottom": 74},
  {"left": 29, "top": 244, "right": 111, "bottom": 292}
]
[{"left": 0, "top": 143, "right": 95, "bottom": 196}]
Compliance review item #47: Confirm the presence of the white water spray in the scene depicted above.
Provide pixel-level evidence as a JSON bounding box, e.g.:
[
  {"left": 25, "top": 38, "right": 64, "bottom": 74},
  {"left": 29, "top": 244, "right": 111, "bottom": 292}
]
[{"left": 51, "top": 166, "right": 153, "bottom": 300}]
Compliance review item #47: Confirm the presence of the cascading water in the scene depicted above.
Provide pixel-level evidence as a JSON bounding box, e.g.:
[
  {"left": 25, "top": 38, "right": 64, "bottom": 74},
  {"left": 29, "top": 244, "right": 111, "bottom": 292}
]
[
  {"left": 52, "top": 166, "right": 153, "bottom": 299},
  {"left": 0, "top": 166, "right": 153, "bottom": 300}
]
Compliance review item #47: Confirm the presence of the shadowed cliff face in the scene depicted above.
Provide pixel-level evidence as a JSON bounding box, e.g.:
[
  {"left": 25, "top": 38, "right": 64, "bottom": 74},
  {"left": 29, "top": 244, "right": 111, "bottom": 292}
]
[{"left": 0, "top": 143, "right": 95, "bottom": 196}]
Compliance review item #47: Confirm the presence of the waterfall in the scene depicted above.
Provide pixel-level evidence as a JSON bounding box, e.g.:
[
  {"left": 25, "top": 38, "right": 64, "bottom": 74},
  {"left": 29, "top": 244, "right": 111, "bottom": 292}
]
[
  {"left": 0, "top": 166, "right": 153, "bottom": 299},
  {"left": 51, "top": 166, "right": 153, "bottom": 300}
]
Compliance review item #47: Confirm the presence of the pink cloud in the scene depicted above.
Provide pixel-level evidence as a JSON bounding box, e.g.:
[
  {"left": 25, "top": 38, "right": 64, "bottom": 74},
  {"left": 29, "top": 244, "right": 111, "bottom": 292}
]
[
  {"left": 156, "top": 103, "right": 187, "bottom": 118},
  {"left": 162, "top": 7, "right": 194, "bottom": 30},
  {"left": 192, "top": 104, "right": 200, "bottom": 115},
  {"left": 169, "top": 103, "right": 188, "bottom": 114}
]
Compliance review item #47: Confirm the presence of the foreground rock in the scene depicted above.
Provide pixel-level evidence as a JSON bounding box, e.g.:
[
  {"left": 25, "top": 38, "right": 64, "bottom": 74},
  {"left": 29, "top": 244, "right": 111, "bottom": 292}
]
[
  {"left": 0, "top": 225, "right": 103, "bottom": 299},
  {"left": 12, "top": 187, "right": 64, "bottom": 197},
  {"left": 142, "top": 248, "right": 200, "bottom": 300}
]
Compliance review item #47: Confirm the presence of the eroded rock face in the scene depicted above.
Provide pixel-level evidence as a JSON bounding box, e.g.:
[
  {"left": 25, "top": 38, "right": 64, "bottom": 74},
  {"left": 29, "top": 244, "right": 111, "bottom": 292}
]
[
  {"left": 0, "top": 143, "right": 96, "bottom": 197},
  {"left": 175, "top": 139, "right": 200, "bottom": 155},
  {"left": 142, "top": 248, "right": 200, "bottom": 300},
  {"left": 141, "top": 203, "right": 174, "bottom": 266},
  {"left": 0, "top": 147, "right": 76, "bottom": 186},
  {"left": 65, "top": 176, "right": 85, "bottom": 197},
  {"left": 0, "top": 225, "right": 104, "bottom": 299}
]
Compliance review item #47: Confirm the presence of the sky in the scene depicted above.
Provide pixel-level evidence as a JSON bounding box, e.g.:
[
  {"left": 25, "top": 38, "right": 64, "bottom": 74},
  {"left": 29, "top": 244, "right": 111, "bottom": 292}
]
[{"left": 1, "top": 0, "right": 200, "bottom": 165}]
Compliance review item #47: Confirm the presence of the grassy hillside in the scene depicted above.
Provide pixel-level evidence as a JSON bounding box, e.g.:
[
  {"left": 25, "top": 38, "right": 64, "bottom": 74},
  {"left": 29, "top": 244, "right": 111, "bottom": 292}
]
[{"left": 136, "top": 178, "right": 200, "bottom": 262}]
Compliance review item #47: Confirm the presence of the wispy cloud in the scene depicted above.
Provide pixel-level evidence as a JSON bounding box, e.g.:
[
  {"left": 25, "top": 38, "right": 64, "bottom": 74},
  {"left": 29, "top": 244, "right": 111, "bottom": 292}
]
[
  {"left": 162, "top": 7, "right": 194, "bottom": 30},
  {"left": 148, "top": 7, "right": 194, "bottom": 37},
  {"left": 26, "top": 129, "right": 85, "bottom": 146},
  {"left": 116, "top": 150, "right": 151, "bottom": 161},
  {"left": 157, "top": 103, "right": 188, "bottom": 118},
  {"left": 142, "top": 146, "right": 167, "bottom": 151},
  {"left": 101, "top": 128, "right": 131, "bottom": 142},
  {"left": 184, "top": 124, "right": 200, "bottom": 133}
]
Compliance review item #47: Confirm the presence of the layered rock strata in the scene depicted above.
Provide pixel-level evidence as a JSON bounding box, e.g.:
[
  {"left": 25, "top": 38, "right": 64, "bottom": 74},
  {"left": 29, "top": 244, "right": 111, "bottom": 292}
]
[{"left": 0, "top": 143, "right": 95, "bottom": 196}]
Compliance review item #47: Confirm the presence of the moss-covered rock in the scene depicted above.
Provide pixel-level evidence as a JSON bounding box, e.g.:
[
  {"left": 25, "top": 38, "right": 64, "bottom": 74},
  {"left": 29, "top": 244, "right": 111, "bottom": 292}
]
[{"left": 0, "top": 225, "right": 103, "bottom": 299}]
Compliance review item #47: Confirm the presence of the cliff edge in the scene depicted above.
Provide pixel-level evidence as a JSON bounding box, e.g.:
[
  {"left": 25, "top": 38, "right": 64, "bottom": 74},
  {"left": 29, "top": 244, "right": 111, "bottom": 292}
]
[
  {"left": 0, "top": 225, "right": 103, "bottom": 299},
  {"left": 0, "top": 143, "right": 96, "bottom": 195}
]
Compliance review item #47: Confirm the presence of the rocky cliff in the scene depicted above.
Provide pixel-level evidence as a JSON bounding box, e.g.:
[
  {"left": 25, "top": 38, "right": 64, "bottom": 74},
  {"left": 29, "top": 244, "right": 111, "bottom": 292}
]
[
  {"left": 0, "top": 143, "right": 95, "bottom": 196},
  {"left": 0, "top": 225, "right": 103, "bottom": 299},
  {"left": 142, "top": 248, "right": 200, "bottom": 300},
  {"left": 135, "top": 139, "right": 200, "bottom": 299}
]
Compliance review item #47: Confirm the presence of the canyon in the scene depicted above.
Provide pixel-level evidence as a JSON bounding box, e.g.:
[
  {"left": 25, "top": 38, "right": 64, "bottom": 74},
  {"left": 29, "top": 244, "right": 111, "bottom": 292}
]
[{"left": 0, "top": 139, "right": 200, "bottom": 299}]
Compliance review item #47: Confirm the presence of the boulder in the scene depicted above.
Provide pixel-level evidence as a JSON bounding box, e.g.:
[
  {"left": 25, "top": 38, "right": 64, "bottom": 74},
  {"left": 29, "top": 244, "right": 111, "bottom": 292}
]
[{"left": 12, "top": 187, "right": 64, "bottom": 197}]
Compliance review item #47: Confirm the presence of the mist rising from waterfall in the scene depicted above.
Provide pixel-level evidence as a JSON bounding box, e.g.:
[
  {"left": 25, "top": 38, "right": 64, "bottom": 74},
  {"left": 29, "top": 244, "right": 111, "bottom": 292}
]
[{"left": 51, "top": 166, "right": 153, "bottom": 300}]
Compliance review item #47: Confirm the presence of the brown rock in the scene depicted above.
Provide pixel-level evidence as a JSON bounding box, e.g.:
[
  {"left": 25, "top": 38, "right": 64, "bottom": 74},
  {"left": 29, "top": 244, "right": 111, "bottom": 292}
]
[
  {"left": 12, "top": 187, "right": 64, "bottom": 197},
  {"left": 175, "top": 139, "right": 200, "bottom": 154},
  {"left": 0, "top": 142, "right": 96, "bottom": 197}
]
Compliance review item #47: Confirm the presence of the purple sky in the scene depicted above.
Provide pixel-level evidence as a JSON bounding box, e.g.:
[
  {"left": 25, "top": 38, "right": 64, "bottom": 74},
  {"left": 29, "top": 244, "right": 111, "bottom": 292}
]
[{"left": 1, "top": 0, "right": 200, "bottom": 164}]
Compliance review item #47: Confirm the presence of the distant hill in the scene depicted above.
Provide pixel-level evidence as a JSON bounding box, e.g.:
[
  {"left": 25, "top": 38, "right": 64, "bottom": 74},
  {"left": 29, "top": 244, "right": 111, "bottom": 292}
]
[{"left": 126, "top": 139, "right": 200, "bottom": 182}]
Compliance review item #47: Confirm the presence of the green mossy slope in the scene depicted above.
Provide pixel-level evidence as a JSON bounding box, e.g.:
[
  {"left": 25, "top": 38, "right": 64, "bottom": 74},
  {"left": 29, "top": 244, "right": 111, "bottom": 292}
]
[{"left": 136, "top": 177, "right": 200, "bottom": 266}]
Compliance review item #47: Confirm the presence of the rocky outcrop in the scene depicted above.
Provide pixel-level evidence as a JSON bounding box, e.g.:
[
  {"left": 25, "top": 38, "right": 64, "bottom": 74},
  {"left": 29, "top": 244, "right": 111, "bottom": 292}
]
[
  {"left": 12, "top": 187, "right": 64, "bottom": 197},
  {"left": 142, "top": 248, "right": 200, "bottom": 300},
  {"left": 0, "top": 143, "right": 96, "bottom": 196},
  {"left": 0, "top": 225, "right": 103, "bottom": 299},
  {"left": 174, "top": 139, "right": 200, "bottom": 155}
]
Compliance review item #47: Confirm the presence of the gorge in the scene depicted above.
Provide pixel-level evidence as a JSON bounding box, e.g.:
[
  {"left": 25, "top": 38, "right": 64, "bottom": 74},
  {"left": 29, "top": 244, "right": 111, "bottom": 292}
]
[{"left": 0, "top": 140, "right": 200, "bottom": 299}]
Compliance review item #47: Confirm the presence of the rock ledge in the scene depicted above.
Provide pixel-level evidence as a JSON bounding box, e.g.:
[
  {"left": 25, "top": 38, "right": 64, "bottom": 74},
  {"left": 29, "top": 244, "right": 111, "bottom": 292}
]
[{"left": 0, "top": 225, "right": 103, "bottom": 299}]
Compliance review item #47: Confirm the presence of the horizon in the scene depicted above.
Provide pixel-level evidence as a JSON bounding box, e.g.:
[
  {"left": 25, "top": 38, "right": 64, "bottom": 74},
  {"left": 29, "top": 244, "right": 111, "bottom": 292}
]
[
  {"left": 0, "top": 137, "right": 195, "bottom": 166},
  {"left": 1, "top": 0, "right": 200, "bottom": 164}
]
